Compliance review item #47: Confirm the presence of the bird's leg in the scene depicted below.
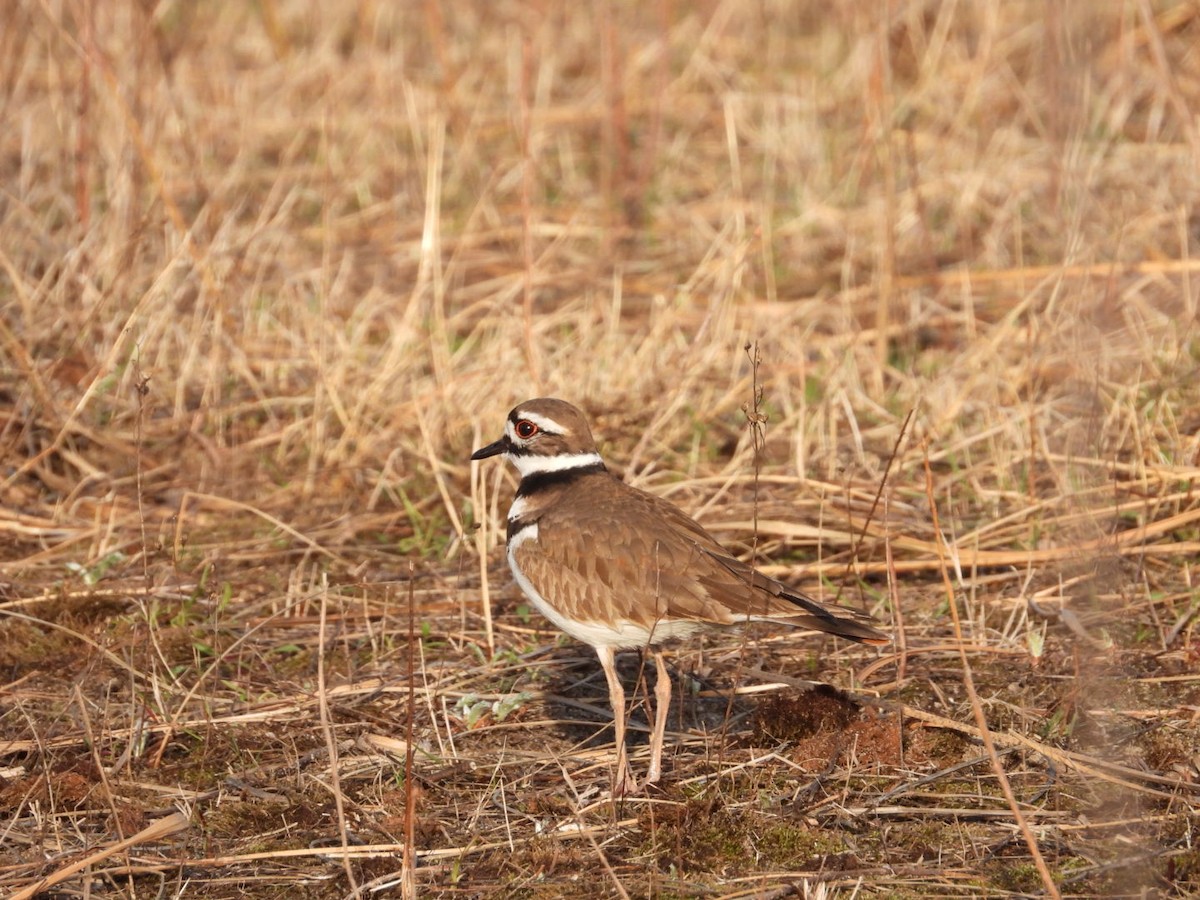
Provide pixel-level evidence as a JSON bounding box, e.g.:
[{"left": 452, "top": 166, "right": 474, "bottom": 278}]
[
  {"left": 646, "top": 649, "right": 672, "bottom": 785},
  {"left": 596, "top": 645, "right": 635, "bottom": 795}
]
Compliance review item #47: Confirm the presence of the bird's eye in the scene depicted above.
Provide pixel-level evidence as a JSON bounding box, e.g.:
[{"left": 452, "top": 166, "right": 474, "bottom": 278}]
[{"left": 515, "top": 420, "right": 538, "bottom": 439}]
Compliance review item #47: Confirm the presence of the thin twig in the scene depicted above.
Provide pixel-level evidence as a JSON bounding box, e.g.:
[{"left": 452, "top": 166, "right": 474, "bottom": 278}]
[{"left": 403, "top": 561, "right": 418, "bottom": 899}]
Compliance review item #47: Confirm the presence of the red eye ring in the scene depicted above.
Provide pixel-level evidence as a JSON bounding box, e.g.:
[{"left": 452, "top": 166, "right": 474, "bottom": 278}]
[{"left": 515, "top": 419, "right": 538, "bottom": 439}]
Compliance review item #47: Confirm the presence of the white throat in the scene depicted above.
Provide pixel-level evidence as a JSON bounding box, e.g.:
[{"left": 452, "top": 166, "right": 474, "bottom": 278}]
[{"left": 508, "top": 450, "right": 604, "bottom": 478}]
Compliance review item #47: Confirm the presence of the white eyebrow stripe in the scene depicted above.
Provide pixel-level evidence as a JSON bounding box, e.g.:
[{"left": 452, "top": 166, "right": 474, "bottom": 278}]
[
  {"left": 510, "top": 451, "right": 603, "bottom": 477},
  {"left": 512, "top": 410, "right": 568, "bottom": 435}
]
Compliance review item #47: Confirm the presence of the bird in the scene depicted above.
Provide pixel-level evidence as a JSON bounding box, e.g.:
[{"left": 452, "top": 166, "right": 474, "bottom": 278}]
[{"left": 471, "top": 397, "right": 889, "bottom": 794}]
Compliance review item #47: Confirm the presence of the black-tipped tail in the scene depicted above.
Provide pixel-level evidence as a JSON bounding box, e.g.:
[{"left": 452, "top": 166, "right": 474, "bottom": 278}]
[{"left": 699, "top": 546, "right": 891, "bottom": 645}]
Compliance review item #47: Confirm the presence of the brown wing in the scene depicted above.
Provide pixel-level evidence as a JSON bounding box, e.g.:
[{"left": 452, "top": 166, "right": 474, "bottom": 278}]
[
  {"left": 516, "top": 476, "right": 732, "bottom": 630},
  {"left": 524, "top": 473, "right": 889, "bottom": 645}
]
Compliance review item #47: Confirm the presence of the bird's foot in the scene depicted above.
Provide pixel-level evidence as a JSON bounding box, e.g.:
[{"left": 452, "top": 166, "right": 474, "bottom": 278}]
[{"left": 610, "top": 768, "right": 639, "bottom": 799}]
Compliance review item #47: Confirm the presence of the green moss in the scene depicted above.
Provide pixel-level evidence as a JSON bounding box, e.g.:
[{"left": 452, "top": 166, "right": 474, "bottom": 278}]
[
  {"left": 641, "top": 801, "right": 753, "bottom": 875},
  {"left": 754, "top": 822, "right": 845, "bottom": 866},
  {"left": 990, "top": 861, "right": 1043, "bottom": 893}
]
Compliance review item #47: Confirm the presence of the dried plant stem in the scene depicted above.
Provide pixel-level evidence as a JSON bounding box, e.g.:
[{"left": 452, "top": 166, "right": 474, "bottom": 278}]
[
  {"left": 922, "top": 448, "right": 1061, "bottom": 899},
  {"left": 472, "top": 425, "right": 495, "bottom": 654},
  {"left": 519, "top": 34, "right": 540, "bottom": 388},
  {"left": 403, "top": 562, "right": 417, "bottom": 899},
  {"left": 318, "top": 573, "right": 359, "bottom": 894},
  {"left": 9, "top": 812, "right": 189, "bottom": 900},
  {"left": 719, "top": 342, "right": 767, "bottom": 774},
  {"left": 842, "top": 407, "right": 913, "bottom": 593}
]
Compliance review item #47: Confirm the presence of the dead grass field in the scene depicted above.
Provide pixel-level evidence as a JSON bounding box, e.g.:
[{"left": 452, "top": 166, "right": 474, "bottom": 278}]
[{"left": 2, "top": 1, "right": 1200, "bottom": 897}]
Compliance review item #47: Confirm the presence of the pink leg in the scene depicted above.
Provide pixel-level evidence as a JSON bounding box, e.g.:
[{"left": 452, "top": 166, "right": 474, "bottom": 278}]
[
  {"left": 596, "top": 646, "right": 634, "bottom": 794},
  {"left": 646, "top": 650, "right": 672, "bottom": 784}
]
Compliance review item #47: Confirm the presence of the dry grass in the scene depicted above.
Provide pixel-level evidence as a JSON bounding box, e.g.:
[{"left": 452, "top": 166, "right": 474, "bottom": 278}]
[{"left": 2, "top": 1, "right": 1199, "bottom": 896}]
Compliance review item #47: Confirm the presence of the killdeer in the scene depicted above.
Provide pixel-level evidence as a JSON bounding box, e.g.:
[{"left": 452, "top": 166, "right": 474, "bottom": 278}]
[{"left": 471, "top": 398, "right": 889, "bottom": 793}]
